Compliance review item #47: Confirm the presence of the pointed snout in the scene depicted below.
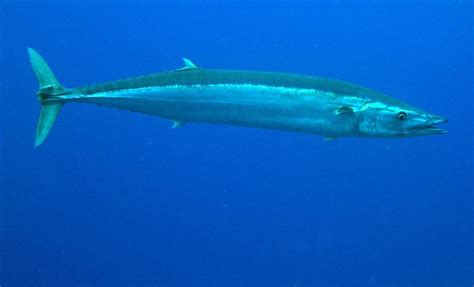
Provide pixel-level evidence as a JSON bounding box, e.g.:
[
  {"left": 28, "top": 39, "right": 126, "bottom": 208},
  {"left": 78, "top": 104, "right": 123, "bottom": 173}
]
[
  {"left": 407, "top": 113, "right": 448, "bottom": 136},
  {"left": 431, "top": 115, "right": 448, "bottom": 125}
]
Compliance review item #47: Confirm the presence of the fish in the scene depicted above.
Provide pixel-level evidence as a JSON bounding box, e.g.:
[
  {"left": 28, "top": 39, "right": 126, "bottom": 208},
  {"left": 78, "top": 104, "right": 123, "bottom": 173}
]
[{"left": 28, "top": 48, "right": 447, "bottom": 147}]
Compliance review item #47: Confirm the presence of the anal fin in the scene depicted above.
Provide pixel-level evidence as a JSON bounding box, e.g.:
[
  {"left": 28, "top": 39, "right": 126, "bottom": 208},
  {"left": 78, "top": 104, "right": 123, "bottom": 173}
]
[
  {"left": 172, "top": 120, "right": 185, "bottom": 128},
  {"left": 324, "top": 136, "right": 338, "bottom": 142}
]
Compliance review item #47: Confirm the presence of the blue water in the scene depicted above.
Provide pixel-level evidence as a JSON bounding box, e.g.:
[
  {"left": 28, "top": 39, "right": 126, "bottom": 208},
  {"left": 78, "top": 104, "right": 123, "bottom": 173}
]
[{"left": 1, "top": 1, "right": 473, "bottom": 286}]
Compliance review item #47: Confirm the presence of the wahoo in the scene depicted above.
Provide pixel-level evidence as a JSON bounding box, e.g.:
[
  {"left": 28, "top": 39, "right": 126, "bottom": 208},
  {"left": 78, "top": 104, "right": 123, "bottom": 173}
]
[{"left": 28, "top": 48, "right": 447, "bottom": 147}]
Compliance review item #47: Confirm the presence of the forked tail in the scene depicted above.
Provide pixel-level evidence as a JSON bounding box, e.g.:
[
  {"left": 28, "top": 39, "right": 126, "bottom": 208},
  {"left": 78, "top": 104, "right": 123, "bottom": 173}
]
[{"left": 28, "top": 48, "right": 67, "bottom": 147}]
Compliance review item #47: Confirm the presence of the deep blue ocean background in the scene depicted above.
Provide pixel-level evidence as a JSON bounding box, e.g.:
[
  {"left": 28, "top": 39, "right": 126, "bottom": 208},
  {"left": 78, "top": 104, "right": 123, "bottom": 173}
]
[{"left": 1, "top": 1, "right": 473, "bottom": 286}]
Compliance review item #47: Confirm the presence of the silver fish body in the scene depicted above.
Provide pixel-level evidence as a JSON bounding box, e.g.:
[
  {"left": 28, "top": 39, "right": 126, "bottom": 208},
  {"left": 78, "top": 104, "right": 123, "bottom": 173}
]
[{"left": 28, "top": 49, "right": 447, "bottom": 147}]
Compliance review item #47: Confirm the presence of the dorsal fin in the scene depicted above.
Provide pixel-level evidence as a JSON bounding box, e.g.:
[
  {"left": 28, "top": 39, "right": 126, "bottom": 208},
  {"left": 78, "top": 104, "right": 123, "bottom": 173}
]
[{"left": 181, "top": 58, "right": 198, "bottom": 70}]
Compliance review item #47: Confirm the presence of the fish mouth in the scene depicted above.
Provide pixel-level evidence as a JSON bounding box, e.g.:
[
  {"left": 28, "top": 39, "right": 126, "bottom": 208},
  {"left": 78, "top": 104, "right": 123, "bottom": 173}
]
[{"left": 406, "top": 117, "right": 448, "bottom": 136}]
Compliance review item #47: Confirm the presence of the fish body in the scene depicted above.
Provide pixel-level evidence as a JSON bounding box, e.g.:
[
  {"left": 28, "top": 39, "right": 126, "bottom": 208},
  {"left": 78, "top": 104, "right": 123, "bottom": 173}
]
[{"left": 28, "top": 48, "right": 447, "bottom": 147}]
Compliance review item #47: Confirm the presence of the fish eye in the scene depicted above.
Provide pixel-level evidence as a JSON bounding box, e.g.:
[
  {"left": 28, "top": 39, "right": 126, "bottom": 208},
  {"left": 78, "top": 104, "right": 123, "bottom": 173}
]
[{"left": 396, "top": 111, "right": 408, "bottom": 121}]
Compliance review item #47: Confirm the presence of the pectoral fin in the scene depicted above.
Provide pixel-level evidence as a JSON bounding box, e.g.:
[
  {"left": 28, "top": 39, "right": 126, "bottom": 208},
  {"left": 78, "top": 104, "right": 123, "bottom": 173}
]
[{"left": 336, "top": 106, "right": 354, "bottom": 115}]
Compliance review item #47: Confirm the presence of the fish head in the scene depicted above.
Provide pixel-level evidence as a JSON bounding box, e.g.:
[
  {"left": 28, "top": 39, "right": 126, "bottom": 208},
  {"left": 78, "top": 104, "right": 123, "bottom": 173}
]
[{"left": 357, "top": 101, "right": 447, "bottom": 137}]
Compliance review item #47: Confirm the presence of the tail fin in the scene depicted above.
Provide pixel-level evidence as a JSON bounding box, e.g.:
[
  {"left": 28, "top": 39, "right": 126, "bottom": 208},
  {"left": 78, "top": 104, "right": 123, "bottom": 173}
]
[{"left": 28, "top": 48, "right": 66, "bottom": 147}]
